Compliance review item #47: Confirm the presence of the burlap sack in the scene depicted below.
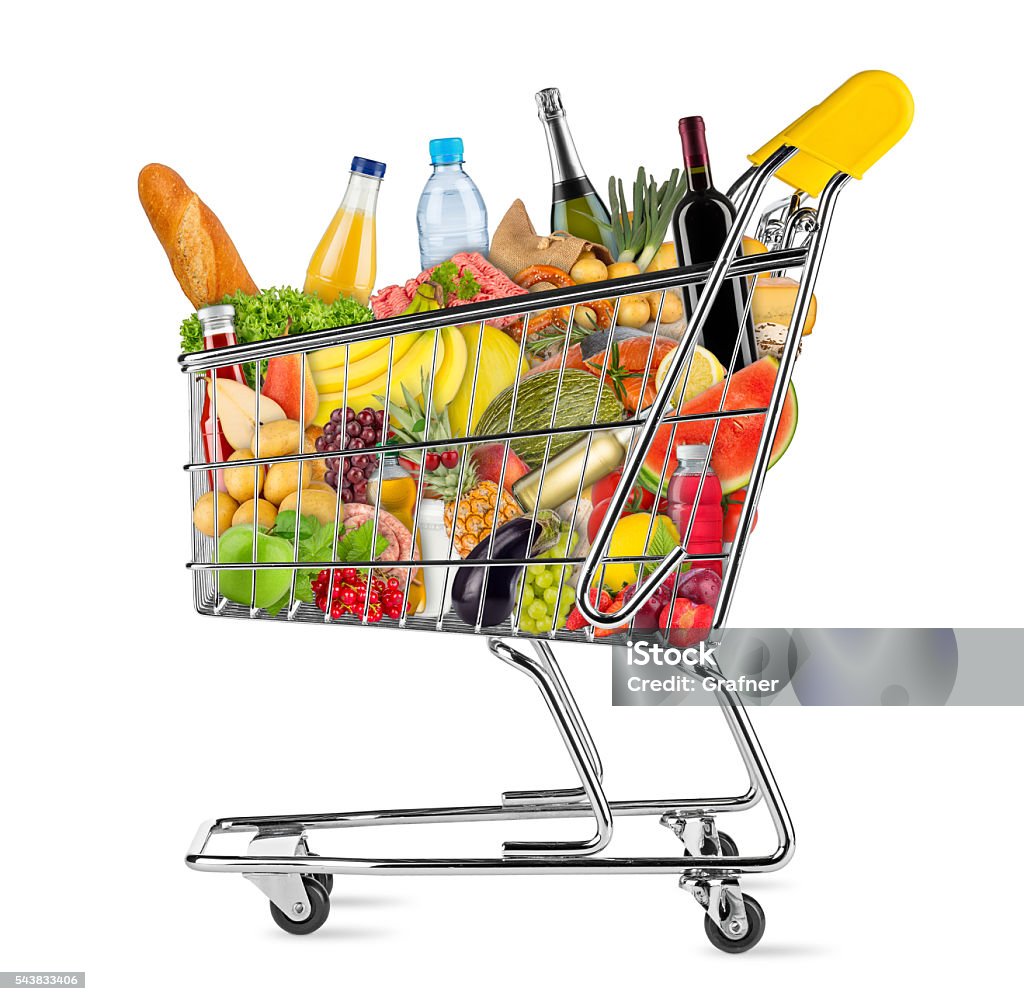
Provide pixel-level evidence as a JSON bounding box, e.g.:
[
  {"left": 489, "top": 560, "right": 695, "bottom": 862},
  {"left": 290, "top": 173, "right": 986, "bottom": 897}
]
[{"left": 489, "top": 199, "right": 614, "bottom": 280}]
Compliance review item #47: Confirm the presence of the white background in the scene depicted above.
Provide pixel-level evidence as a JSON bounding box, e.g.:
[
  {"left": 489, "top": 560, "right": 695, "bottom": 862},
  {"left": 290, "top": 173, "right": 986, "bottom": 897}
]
[{"left": 3, "top": 0, "right": 1022, "bottom": 996}]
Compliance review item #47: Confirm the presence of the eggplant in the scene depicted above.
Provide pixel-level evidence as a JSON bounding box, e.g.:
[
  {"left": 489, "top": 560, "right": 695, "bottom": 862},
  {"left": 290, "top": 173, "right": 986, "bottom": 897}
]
[{"left": 452, "top": 512, "right": 560, "bottom": 627}]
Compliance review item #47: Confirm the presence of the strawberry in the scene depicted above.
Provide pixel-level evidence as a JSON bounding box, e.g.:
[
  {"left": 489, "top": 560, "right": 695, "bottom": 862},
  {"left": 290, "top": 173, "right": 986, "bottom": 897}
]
[
  {"left": 594, "top": 594, "right": 628, "bottom": 637},
  {"left": 565, "top": 588, "right": 613, "bottom": 631},
  {"left": 658, "top": 596, "right": 714, "bottom": 648}
]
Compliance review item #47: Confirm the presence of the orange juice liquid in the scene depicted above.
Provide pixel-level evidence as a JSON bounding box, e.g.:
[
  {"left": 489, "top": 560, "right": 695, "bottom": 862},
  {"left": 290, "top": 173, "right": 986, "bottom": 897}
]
[
  {"left": 372, "top": 472, "right": 426, "bottom": 614},
  {"left": 304, "top": 206, "right": 376, "bottom": 306}
]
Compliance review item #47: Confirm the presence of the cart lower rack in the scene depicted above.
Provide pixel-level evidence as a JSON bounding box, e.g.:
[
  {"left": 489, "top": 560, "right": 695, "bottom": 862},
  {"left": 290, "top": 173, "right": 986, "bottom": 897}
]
[{"left": 180, "top": 72, "right": 912, "bottom": 950}]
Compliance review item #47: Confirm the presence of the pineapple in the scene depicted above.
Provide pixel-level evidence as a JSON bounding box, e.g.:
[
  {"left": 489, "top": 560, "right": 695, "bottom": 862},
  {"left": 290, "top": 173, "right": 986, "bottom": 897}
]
[{"left": 388, "top": 381, "right": 521, "bottom": 557}]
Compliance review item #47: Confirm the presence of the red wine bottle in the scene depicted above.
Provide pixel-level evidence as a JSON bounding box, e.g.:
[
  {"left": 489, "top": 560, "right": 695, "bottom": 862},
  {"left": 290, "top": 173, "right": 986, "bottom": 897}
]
[{"left": 670, "top": 117, "right": 757, "bottom": 370}]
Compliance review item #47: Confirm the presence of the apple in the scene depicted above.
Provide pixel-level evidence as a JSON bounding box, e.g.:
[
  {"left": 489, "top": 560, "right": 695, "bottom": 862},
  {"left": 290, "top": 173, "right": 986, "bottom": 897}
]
[
  {"left": 471, "top": 442, "right": 528, "bottom": 488},
  {"left": 216, "top": 524, "right": 295, "bottom": 609},
  {"left": 213, "top": 378, "right": 287, "bottom": 451}
]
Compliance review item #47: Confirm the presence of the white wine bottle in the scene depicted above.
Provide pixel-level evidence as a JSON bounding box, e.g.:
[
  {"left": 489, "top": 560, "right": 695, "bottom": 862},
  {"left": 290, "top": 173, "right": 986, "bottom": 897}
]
[{"left": 536, "top": 88, "right": 617, "bottom": 256}]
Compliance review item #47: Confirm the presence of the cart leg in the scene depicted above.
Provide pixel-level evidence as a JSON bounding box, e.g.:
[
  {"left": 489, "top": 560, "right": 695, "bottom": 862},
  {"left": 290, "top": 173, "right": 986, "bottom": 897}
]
[
  {"left": 488, "top": 639, "right": 613, "bottom": 857},
  {"left": 501, "top": 639, "right": 605, "bottom": 808}
]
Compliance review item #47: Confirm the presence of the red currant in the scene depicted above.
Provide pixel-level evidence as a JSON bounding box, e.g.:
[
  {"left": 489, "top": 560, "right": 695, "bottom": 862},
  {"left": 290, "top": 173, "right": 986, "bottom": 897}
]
[
  {"left": 386, "top": 605, "right": 401, "bottom": 620},
  {"left": 330, "top": 602, "right": 345, "bottom": 619},
  {"left": 316, "top": 596, "right": 328, "bottom": 612},
  {"left": 440, "top": 450, "right": 459, "bottom": 469},
  {"left": 387, "top": 577, "right": 401, "bottom": 591},
  {"left": 366, "top": 606, "right": 383, "bottom": 623},
  {"left": 339, "top": 587, "right": 356, "bottom": 606}
]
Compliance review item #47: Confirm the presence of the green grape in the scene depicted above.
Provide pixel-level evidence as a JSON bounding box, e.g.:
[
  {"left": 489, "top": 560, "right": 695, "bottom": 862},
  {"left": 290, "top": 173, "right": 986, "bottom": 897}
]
[
  {"left": 529, "top": 600, "right": 548, "bottom": 620},
  {"left": 559, "top": 590, "right": 575, "bottom": 613},
  {"left": 520, "top": 583, "right": 535, "bottom": 606},
  {"left": 543, "top": 587, "right": 559, "bottom": 606},
  {"left": 535, "top": 613, "right": 554, "bottom": 632},
  {"left": 536, "top": 571, "right": 554, "bottom": 589}
]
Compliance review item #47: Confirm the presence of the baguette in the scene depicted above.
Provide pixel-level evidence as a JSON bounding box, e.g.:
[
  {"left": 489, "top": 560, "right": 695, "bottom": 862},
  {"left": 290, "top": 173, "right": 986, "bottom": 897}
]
[{"left": 138, "top": 163, "right": 259, "bottom": 308}]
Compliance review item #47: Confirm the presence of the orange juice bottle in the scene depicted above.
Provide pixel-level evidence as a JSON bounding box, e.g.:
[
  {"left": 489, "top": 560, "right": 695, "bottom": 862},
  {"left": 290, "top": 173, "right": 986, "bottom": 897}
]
[
  {"left": 304, "top": 157, "right": 385, "bottom": 306},
  {"left": 367, "top": 456, "right": 427, "bottom": 615}
]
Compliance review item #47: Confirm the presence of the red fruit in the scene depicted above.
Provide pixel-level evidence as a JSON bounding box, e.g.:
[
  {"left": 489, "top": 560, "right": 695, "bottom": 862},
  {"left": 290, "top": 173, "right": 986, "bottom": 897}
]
[
  {"left": 591, "top": 467, "right": 654, "bottom": 512},
  {"left": 387, "top": 577, "right": 401, "bottom": 590},
  {"left": 339, "top": 587, "right": 356, "bottom": 607},
  {"left": 722, "top": 489, "right": 758, "bottom": 543},
  {"left": 424, "top": 452, "right": 441, "bottom": 471},
  {"left": 565, "top": 589, "right": 613, "bottom": 631},
  {"left": 470, "top": 442, "right": 529, "bottom": 487},
  {"left": 440, "top": 449, "right": 459, "bottom": 469},
  {"left": 316, "top": 596, "right": 328, "bottom": 612},
  {"left": 365, "top": 605, "right": 383, "bottom": 623},
  {"left": 658, "top": 597, "right": 714, "bottom": 648},
  {"left": 330, "top": 602, "right": 345, "bottom": 620}
]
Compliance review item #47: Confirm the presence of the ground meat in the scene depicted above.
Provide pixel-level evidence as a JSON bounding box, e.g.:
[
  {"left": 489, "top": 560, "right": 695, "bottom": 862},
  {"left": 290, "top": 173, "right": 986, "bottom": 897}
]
[{"left": 371, "top": 252, "right": 526, "bottom": 328}]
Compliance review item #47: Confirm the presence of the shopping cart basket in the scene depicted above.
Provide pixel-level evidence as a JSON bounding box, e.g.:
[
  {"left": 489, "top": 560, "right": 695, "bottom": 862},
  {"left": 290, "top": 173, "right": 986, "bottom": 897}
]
[{"left": 181, "top": 71, "right": 912, "bottom": 951}]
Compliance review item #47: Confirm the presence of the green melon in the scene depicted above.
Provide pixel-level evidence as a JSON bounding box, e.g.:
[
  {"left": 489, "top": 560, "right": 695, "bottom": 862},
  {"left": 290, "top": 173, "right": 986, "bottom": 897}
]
[
  {"left": 638, "top": 357, "right": 798, "bottom": 495},
  {"left": 475, "top": 368, "right": 624, "bottom": 468}
]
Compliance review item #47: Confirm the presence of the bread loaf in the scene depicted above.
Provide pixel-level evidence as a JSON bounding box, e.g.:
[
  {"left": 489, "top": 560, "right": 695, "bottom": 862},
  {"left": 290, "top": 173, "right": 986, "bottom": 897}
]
[{"left": 138, "top": 163, "right": 259, "bottom": 308}]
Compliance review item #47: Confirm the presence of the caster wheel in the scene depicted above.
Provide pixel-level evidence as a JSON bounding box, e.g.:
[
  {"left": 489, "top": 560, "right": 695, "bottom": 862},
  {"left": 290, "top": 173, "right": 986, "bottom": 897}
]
[
  {"left": 704, "top": 893, "right": 765, "bottom": 954},
  {"left": 305, "top": 852, "right": 334, "bottom": 895},
  {"left": 270, "top": 876, "right": 330, "bottom": 935},
  {"left": 683, "top": 832, "right": 738, "bottom": 858}
]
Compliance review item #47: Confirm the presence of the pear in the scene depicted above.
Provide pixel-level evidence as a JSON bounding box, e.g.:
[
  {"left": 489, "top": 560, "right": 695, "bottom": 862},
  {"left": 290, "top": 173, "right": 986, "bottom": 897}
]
[{"left": 213, "top": 378, "right": 287, "bottom": 451}]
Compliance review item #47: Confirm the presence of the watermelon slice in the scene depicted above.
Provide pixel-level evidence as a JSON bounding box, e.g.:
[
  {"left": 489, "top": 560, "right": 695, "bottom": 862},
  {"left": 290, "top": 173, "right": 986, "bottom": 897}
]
[{"left": 638, "top": 357, "right": 798, "bottom": 495}]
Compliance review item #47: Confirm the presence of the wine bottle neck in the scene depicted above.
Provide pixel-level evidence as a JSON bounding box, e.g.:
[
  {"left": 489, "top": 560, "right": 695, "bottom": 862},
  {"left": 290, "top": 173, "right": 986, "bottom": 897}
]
[
  {"left": 541, "top": 114, "right": 587, "bottom": 184},
  {"left": 679, "top": 116, "right": 714, "bottom": 192}
]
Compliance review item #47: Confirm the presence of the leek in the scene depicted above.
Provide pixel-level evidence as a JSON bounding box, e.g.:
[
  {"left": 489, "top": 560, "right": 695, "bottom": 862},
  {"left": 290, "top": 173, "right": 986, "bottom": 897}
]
[{"left": 608, "top": 167, "right": 687, "bottom": 271}]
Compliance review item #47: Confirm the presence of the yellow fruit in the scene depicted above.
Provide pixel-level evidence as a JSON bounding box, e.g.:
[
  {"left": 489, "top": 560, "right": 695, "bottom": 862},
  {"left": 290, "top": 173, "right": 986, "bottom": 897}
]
[
  {"left": 607, "top": 261, "right": 641, "bottom": 280},
  {"left": 311, "top": 330, "right": 422, "bottom": 393},
  {"left": 309, "top": 335, "right": 398, "bottom": 372},
  {"left": 314, "top": 330, "right": 445, "bottom": 423},
  {"left": 442, "top": 478, "right": 521, "bottom": 558},
  {"left": 193, "top": 492, "right": 238, "bottom": 537},
  {"left": 604, "top": 514, "right": 680, "bottom": 592},
  {"left": 431, "top": 326, "right": 468, "bottom": 409},
  {"left": 655, "top": 345, "right": 725, "bottom": 405},
  {"left": 448, "top": 325, "right": 528, "bottom": 436},
  {"left": 645, "top": 290, "right": 684, "bottom": 325}
]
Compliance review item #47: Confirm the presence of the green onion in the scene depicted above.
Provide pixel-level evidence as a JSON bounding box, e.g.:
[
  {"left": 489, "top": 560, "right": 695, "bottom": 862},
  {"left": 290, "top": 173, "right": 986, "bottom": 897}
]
[{"left": 609, "top": 167, "right": 687, "bottom": 271}]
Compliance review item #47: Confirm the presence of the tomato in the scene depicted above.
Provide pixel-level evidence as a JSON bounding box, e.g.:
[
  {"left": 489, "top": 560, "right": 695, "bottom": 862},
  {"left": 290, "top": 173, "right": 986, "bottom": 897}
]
[
  {"left": 587, "top": 498, "right": 614, "bottom": 544},
  {"left": 722, "top": 489, "right": 758, "bottom": 543},
  {"left": 591, "top": 468, "right": 662, "bottom": 512}
]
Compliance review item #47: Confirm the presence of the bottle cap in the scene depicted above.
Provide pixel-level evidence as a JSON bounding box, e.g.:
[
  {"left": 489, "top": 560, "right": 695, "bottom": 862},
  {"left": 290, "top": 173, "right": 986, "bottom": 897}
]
[
  {"left": 535, "top": 87, "right": 564, "bottom": 120},
  {"left": 429, "top": 137, "right": 464, "bottom": 164},
  {"left": 676, "top": 444, "right": 711, "bottom": 463},
  {"left": 678, "top": 116, "right": 709, "bottom": 168},
  {"left": 351, "top": 156, "right": 387, "bottom": 178},
  {"left": 197, "top": 304, "right": 235, "bottom": 322}
]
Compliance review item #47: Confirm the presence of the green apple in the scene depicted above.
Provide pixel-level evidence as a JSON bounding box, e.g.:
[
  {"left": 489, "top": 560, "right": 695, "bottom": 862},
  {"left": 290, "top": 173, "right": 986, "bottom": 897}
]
[{"left": 217, "top": 525, "right": 295, "bottom": 609}]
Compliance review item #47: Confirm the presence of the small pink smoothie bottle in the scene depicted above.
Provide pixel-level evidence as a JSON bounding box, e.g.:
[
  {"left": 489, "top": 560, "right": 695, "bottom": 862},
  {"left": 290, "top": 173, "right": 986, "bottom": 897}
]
[{"left": 666, "top": 444, "right": 724, "bottom": 576}]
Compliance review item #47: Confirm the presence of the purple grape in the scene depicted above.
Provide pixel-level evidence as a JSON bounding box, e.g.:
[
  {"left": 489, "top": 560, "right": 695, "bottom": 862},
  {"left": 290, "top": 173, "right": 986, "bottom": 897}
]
[
  {"left": 341, "top": 488, "right": 354, "bottom": 503},
  {"left": 358, "top": 410, "right": 374, "bottom": 426},
  {"left": 349, "top": 468, "right": 364, "bottom": 484}
]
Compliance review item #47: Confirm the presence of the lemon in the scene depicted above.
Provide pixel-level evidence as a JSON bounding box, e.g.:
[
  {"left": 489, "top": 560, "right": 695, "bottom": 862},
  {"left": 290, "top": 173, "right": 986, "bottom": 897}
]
[
  {"left": 603, "top": 514, "right": 680, "bottom": 592},
  {"left": 655, "top": 345, "right": 725, "bottom": 405}
]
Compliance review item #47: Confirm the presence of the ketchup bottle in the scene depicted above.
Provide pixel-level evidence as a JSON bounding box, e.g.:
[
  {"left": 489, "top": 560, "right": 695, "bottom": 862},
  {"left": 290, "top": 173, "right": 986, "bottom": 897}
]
[
  {"left": 666, "top": 444, "right": 724, "bottom": 576},
  {"left": 198, "top": 304, "right": 247, "bottom": 491}
]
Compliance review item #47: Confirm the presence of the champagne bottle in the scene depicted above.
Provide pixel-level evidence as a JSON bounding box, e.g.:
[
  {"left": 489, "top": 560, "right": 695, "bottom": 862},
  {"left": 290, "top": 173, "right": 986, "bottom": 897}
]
[
  {"left": 670, "top": 116, "right": 758, "bottom": 370},
  {"left": 536, "top": 88, "right": 617, "bottom": 256}
]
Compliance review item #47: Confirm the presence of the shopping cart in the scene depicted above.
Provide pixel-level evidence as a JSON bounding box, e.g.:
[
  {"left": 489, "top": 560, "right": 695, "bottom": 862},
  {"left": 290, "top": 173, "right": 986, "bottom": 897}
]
[{"left": 181, "top": 72, "right": 912, "bottom": 951}]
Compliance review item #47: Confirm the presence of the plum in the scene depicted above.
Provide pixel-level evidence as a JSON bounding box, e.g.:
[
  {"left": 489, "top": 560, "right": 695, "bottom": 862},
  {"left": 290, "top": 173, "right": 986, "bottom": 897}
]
[{"left": 675, "top": 568, "right": 722, "bottom": 608}]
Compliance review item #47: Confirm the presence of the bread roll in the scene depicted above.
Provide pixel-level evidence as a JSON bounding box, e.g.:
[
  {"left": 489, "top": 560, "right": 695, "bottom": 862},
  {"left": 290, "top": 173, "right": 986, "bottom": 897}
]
[{"left": 138, "top": 163, "right": 259, "bottom": 308}]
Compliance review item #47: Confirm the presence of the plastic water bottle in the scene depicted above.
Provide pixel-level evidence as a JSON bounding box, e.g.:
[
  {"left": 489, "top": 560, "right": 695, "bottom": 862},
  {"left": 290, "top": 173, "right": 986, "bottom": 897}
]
[
  {"left": 667, "top": 444, "right": 724, "bottom": 576},
  {"left": 416, "top": 137, "right": 489, "bottom": 270}
]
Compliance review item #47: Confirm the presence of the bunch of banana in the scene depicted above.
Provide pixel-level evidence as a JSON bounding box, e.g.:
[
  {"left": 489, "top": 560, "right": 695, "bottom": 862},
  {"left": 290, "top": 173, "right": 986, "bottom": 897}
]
[{"left": 312, "top": 283, "right": 468, "bottom": 425}]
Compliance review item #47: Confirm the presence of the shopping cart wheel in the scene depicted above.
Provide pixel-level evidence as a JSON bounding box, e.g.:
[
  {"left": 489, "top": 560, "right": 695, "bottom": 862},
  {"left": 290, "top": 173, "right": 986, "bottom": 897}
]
[
  {"left": 305, "top": 852, "right": 334, "bottom": 895},
  {"left": 704, "top": 893, "right": 765, "bottom": 954},
  {"left": 682, "top": 832, "right": 739, "bottom": 858},
  {"left": 269, "top": 876, "right": 330, "bottom": 935}
]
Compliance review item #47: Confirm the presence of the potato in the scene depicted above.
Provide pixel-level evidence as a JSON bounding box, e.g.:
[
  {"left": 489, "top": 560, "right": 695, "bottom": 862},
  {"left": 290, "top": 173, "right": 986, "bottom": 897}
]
[
  {"left": 252, "top": 419, "right": 301, "bottom": 459},
  {"left": 648, "top": 242, "right": 677, "bottom": 272},
  {"left": 576, "top": 249, "right": 596, "bottom": 261},
  {"left": 607, "top": 261, "right": 641, "bottom": 281},
  {"left": 223, "top": 448, "right": 264, "bottom": 502},
  {"left": 645, "top": 290, "right": 684, "bottom": 325},
  {"left": 232, "top": 498, "right": 278, "bottom": 530},
  {"left": 279, "top": 488, "right": 341, "bottom": 525},
  {"left": 570, "top": 257, "right": 608, "bottom": 284},
  {"left": 193, "top": 491, "right": 238, "bottom": 537},
  {"left": 617, "top": 295, "right": 650, "bottom": 328},
  {"left": 306, "top": 480, "right": 335, "bottom": 493},
  {"left": 263, "top": 460, "right": 313, "bottom": 506},
  {"left": 303, "top": 424, "right": 327, "bottom": 480}
]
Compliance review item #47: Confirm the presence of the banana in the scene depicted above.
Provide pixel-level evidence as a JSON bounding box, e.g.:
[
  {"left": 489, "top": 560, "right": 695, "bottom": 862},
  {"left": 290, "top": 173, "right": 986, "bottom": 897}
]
[
  {"left": 314, "top": 330, "right": 446, "bottom": 424},
  {"left": 431, "top": 325, "right": 468, "bottom": 409},
  {"left": 312, "top": 329, "right": 421, "bottom": 393}
]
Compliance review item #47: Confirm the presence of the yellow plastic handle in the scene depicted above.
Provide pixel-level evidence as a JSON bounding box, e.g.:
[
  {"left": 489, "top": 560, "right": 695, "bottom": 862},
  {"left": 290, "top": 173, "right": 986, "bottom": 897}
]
[{"left": 749, "top": 70, "right": 914, "bottom": 196}]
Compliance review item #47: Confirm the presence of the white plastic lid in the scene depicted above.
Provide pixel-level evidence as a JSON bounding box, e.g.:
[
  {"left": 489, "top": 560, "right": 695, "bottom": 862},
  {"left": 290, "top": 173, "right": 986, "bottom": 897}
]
[{"left": 676, "top": 444, "right": 711, "bottom": 462}]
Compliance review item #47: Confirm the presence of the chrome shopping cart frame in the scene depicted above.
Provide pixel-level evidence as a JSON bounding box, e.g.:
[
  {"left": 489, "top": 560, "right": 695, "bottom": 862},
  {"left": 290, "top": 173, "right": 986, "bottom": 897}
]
[{"left": 181, "top": 72, "right": 911, "bottom": 951}]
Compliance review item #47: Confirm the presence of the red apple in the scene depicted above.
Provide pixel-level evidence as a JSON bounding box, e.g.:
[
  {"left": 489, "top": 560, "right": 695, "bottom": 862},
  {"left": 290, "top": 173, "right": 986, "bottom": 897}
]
[
  {"left": 263, "top": 354, "right": 318, "bottom": 424},
  {"left": 470, "top": 442, "right": 529, "bottom": 488}
]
